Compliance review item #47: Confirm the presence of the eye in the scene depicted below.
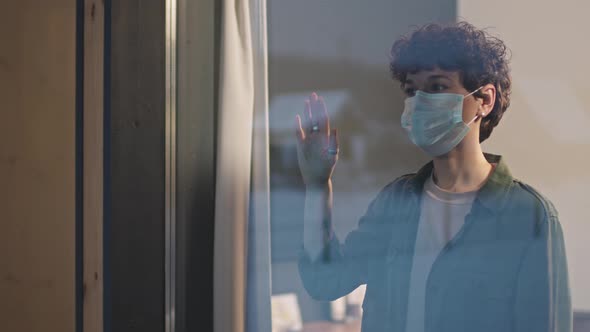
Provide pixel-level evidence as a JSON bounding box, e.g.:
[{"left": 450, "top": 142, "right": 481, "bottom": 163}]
[
  {"left": 430, "top": 83, "right": 448, "bottom": 92},
  {"left": 404, "top": 87, "right": 416, "bottom": 96}
]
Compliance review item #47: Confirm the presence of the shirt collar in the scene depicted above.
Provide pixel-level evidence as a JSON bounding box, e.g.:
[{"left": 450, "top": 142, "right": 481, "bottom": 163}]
[{"left": 404, "top": 153, "right": 514, "bottom": 213}]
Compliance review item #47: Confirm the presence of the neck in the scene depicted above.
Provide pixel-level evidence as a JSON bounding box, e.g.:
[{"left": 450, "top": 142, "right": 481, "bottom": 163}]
[{"left": 432, "top": 140, "right": 492, "bottom": 193}]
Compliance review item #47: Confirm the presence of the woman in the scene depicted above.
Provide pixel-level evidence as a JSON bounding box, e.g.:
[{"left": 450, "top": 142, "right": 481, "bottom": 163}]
[{"left": 295, "top": 22, "right": 571, "bottom": 332}]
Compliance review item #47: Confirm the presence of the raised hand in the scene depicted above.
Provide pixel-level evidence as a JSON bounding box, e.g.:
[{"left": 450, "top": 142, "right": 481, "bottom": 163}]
[{"left": 295, "top": 92, "right": 339, "bottom": 187}]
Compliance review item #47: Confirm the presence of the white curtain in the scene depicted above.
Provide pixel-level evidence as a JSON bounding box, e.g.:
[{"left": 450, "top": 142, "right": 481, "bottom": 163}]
[{"left": 213, "top": 0, "right": 271, "bottom": 331}]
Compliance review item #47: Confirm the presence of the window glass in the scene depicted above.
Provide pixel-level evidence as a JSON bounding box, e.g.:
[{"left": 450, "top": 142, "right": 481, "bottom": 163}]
[{"left": 265, "top": 1, "right": 590, "bottom": 332}]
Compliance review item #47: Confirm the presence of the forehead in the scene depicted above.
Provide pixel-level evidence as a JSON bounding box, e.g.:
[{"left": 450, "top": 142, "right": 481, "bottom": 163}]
[{"left": 404, "top": 68, "right": 461, "bottom": 85}]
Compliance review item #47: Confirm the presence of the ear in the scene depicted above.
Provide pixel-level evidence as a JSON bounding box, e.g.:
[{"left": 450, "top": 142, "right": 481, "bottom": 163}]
[{"left": 479, "top": 83, "right": 496, "bottom": 118}]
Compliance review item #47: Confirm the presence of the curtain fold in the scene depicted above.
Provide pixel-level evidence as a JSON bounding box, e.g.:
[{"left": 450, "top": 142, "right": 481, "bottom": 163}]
[
  {"left": 247, "top": 0, "right": 272, "bottom": 331},
  {"left": 213, "top": 0, "right": 271, "bottom": 331}
]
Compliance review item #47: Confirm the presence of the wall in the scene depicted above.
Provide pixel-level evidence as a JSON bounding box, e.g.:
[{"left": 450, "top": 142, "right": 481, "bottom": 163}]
[
  {"left": 459, "top": 0, "right": 590, "bottom": 311},
  {"left": 0, "top": 1, "right": 76, "bottom": 331}
]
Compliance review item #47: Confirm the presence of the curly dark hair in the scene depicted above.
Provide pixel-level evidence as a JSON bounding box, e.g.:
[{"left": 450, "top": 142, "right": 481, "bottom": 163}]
[{"left": 390, "top": 22, "right": 511, "bottom": 143}]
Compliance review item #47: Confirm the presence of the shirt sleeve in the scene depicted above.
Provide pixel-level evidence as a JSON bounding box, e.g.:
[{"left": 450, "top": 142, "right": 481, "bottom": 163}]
[
  {"left": 514, "top": 215, "right": 572, "bottom": 332},
  {"left": 297, "top": 185, "right": 396, "bottom": 301}
]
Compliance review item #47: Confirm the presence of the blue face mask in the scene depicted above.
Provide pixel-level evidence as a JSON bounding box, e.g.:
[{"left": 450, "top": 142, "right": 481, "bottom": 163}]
[{"left": 401, "top": 87, "right": 483, "bottom": 157}]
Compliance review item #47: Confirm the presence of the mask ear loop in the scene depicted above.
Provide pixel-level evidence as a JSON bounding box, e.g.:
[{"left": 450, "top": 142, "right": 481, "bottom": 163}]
[
  {"left": 465, "top": 86, "right": 486, "bottom": 125},
  {"left": 465, "top": 86, "right": 484, "bottom": 98},
  {"left": 467, "top": 113, "right": 486, "bottom": 126}
]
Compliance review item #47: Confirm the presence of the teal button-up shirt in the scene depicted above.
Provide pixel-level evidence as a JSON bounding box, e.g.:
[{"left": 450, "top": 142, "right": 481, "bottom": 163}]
[{"left": 299, "top": 154, "right": 572, "bottom": 332}]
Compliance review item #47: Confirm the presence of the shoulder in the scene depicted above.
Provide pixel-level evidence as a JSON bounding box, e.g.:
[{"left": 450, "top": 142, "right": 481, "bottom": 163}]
[
  {"left": 509, "top": 179, "right": 559, "bottom": 220},
  {"left": 504, "top": 179, "right": 561, "bottom": 238},
  {"left": 366, "top": 173, "right": 417, "bottom": 215},
  {"left": 377, "top": 173, "right": 416, "bottom": 199}
]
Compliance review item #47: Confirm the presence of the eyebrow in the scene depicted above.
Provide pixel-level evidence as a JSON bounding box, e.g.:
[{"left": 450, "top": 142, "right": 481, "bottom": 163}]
[
  {"left": 402, "top": 79, "right": 415, "bottom": 89},
  {"left": 404, "top": 74, "right": 451, "bottom": 86},
  {"left": 427, "top": 74, "right": 452, "bottom": 82}
]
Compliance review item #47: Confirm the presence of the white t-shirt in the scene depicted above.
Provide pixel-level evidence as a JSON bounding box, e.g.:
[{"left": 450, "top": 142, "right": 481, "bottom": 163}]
[{"left": 403, "top": 173, "right": 477, "bottom": 332}]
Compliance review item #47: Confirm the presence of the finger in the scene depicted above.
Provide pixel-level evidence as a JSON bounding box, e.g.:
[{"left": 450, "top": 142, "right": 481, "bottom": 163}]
[
  {"left": 310, "top": 92, "right": 318, "bottom": 102},
  {"left": 303, "top": 100, "right": 313, "bottom": 134},
  {"left": 295, "top": 115, "right": 305, "bottom": 155},
  {"left": 327, "top": 128, "right": 339, "bottom": 163},
  {"left": 317, "top": 96, "right": 330, "bottom": 134},
  {"left": 295, "top": 114, "right": 305, "bottom": 142},
  {"left": 329, "top": 128, "right": 339, "bottom": 151},
  {"left": 309, "top": 92, "right": 321, "bottom": 134}
]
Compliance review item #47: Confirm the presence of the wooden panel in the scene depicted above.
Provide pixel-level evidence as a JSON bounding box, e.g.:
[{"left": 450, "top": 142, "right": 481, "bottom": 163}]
[
  {"left": 108, "top": 0, "right": 166, "bottom": 331},
  {"left": 0, "top": 1, "right": 76, "bottom": 332},
  {"left": 83, "top": 0, "right": 104, "bottom": 332}
]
